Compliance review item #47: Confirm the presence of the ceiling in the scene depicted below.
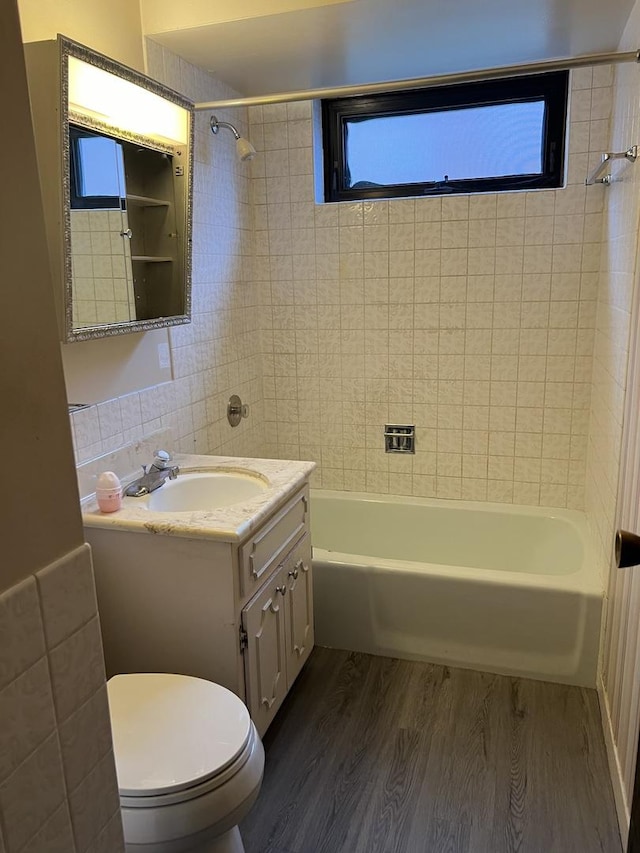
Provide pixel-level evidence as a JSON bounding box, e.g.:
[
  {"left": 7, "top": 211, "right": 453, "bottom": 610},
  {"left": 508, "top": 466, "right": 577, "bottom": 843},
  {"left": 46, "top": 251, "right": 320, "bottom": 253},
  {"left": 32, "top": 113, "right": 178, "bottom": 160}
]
[{"left": 140, "top": 0, "right": 636, "bottom": 98}]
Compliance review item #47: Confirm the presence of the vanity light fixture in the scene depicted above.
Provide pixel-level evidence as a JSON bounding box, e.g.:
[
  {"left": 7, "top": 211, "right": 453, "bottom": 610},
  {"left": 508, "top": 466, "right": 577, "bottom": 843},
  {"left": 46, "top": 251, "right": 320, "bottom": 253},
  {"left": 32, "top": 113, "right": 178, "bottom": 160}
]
[
  {"left": 210, "top": 115, "right": 257, "bottom": 161},
  {"left": 69, "top": 56, "right": 189, "bottom": 145}
]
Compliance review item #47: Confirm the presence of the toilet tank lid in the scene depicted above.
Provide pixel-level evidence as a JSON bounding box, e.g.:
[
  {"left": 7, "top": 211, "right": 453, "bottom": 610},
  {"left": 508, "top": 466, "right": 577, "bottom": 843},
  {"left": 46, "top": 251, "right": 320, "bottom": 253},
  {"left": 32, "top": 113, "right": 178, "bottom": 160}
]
[{"left": 107, "top": 673, "right": 252, "bottom": 796}]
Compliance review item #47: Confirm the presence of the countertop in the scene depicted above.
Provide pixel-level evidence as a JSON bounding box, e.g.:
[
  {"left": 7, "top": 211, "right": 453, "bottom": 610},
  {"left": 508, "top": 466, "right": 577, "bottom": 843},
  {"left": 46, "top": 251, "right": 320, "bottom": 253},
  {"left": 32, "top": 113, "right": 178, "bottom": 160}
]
[{"left": 82, "top": 453, "right": 316, "bottom": 543}]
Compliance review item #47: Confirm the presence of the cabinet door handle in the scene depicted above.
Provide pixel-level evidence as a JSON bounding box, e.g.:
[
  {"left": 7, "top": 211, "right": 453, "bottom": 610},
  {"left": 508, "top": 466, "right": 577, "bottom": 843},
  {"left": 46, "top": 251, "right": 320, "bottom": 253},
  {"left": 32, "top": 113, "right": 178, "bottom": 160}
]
[
  {"left": 275, "top": 585, "right": 287, "bottom": 596},
  {"left": 120, "top": 228, "right": 133, "bottom": 239},
  {"left": 288, "top": 568, "right": 299, "bottom": 580},
  {"left": 297, "top": 559, "right": 309, "bottom": 573}
]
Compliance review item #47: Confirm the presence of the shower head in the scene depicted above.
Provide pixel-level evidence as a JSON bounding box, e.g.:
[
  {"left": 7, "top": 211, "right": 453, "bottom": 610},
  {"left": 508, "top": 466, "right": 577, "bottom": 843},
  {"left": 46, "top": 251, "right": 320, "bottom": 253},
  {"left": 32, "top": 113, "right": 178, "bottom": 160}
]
[
  {"left": 235, "top": 136, "right": 257, "bottom": 162},
  {"left": 210, "top": 115, "right": 257, "bottom": 162}
]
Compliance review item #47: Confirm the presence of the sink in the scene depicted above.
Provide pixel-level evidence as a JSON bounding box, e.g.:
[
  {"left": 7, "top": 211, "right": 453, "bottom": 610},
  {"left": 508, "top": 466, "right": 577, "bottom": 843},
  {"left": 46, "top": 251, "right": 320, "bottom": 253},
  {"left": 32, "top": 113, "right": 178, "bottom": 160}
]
[{"left": 139, "top": 471, "right": 269, "bottom": 512}]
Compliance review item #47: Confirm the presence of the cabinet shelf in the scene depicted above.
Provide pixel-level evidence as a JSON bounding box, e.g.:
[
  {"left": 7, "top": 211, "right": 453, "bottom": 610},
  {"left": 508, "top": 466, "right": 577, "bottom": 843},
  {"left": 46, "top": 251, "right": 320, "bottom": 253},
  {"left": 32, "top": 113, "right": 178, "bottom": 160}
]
[
  {"left": 131, "top": 255, "right": 174, "bottom": 263},
  {"left": 126, "top": 194, "right": 171, "bottom": 208}
]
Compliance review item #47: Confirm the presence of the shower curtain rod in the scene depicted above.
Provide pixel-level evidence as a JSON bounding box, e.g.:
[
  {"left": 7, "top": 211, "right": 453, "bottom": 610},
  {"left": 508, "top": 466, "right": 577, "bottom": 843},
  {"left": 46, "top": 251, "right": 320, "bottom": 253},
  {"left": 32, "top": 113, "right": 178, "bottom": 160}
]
[{"left": 194, "top": 48, "right": 640, "bottom": 110}]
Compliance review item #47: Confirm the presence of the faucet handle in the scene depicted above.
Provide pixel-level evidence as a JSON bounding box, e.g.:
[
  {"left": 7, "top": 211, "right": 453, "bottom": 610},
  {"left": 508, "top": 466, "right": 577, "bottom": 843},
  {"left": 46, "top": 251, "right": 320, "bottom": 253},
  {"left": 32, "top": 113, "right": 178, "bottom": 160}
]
[{"left": 153, "top": 449, "right": 172, "bottom": 469}]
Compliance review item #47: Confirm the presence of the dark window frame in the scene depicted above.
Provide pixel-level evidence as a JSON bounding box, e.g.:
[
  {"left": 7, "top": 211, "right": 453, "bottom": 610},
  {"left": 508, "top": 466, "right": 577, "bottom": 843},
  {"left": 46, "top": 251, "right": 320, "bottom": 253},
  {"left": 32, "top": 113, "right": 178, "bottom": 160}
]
[
  {"left": 322, "top": 71, "right": 568, "bottom": 202},
  {"left": 69, "top": 124, "right": 126, "bottom": 211}
]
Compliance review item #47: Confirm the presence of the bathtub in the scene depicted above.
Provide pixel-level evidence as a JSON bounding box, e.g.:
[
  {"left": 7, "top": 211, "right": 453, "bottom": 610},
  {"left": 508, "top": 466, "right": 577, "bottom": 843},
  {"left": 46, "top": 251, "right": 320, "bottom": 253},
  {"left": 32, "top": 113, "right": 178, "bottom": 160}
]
[{"left": 311, "top": 490, "right": 603, "bottom": 687}]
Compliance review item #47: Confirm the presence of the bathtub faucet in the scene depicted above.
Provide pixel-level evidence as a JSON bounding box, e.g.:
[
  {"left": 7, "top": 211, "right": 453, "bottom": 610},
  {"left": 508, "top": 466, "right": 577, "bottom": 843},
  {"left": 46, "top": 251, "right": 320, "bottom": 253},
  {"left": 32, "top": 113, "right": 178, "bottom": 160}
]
[{"left": 124, "top": 450, "right": 180, "bottom": 497}]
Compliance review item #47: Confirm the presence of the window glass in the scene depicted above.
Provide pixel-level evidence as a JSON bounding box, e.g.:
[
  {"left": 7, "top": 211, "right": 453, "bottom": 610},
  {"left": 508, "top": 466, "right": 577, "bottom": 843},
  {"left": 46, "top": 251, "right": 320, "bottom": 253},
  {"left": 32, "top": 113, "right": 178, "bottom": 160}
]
[
  {"left": 69, "top": 125, "right": 127, "bottom": 210},
  {"left": 345, "top": 101, "right": 545, "bottom": 188},
  {"left": 76, "top": 135, "right": 125, "bottom": 199}
]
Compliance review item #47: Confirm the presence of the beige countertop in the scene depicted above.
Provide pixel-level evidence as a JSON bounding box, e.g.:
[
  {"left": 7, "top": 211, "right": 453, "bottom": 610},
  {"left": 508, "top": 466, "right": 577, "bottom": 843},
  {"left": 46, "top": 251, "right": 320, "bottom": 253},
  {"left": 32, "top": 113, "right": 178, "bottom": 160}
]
[{"left": 82, "top": 453, "right": 315, "bottom": 543}]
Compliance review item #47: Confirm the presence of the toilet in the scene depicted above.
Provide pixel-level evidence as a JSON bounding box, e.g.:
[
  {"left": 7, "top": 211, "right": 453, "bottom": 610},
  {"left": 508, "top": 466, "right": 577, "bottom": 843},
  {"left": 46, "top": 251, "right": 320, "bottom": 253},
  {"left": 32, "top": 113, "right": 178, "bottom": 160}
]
[{"left": 107, "top": 672, "right": 265, "bottom": 853}]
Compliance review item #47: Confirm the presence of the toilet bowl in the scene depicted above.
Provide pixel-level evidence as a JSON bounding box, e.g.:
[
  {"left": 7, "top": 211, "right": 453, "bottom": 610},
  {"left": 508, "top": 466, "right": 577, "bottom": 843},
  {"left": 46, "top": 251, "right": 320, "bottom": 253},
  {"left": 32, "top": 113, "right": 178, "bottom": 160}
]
[{"left": 107, "top": 673, "right": 265, "bottom": 853}]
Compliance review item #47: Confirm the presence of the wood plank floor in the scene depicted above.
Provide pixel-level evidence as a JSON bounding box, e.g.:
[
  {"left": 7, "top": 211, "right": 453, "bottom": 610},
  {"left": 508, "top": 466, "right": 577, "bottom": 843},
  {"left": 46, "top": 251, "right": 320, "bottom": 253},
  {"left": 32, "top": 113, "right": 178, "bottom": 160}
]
[{"left": 240, "top": 648, "right": 622, "bottom": 853}]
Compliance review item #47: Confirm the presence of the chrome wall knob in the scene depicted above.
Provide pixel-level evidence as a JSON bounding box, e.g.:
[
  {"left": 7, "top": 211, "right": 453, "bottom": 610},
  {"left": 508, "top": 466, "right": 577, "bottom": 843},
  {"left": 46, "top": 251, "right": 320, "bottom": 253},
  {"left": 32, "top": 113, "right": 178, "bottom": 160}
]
[{"left": 227, "top": 394, "right": 249, "bottom": 427}]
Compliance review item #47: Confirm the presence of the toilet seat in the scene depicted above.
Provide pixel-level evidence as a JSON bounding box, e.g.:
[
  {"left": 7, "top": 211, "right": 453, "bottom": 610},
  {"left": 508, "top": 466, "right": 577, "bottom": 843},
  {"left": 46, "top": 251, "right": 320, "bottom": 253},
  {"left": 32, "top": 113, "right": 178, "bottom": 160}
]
[
  {"left": 120, "top": 725, "right": 259, "bottom": 809},
  {"left": 107, "top": 673, "right": 252, "bottom": 799}
]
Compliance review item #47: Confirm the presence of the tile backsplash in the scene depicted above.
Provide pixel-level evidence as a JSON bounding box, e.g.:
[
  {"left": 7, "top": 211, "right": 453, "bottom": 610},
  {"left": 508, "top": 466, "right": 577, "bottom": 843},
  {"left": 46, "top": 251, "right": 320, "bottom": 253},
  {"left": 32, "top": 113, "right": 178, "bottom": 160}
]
[{"left": 74, "top": 426, "right": 172, "bottom": 501}]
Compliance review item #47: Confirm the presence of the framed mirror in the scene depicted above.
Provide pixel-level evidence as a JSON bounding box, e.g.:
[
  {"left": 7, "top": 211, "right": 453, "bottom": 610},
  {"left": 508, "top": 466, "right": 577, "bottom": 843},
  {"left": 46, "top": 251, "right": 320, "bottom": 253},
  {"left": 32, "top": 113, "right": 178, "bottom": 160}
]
[{"left": 25, "top": 36, "right": 194, "bottom": 342}]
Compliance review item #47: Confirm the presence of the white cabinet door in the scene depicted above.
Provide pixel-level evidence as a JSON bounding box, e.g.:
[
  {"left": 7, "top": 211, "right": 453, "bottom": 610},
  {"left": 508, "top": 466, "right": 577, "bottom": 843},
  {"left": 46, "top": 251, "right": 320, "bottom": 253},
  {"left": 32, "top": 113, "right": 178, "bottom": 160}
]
[
  {"left": 242, "top": 568, "right": 288, "bottom": 736},
  {"left": 284, "top": 535, "right": 314, "bottom": 687}
]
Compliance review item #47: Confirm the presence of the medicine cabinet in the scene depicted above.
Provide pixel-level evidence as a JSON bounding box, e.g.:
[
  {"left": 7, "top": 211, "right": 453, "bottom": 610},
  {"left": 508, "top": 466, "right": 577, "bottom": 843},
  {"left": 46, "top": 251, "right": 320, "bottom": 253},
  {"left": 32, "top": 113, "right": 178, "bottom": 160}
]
[{"left": 24, "top": 36, "right": 194, "bottom": 342}]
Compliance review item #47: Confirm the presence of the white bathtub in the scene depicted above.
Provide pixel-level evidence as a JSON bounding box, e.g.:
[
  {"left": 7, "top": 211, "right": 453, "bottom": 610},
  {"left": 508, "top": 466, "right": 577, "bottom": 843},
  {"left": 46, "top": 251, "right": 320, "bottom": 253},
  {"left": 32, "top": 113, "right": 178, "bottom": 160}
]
[{"left": 311, "top": 490, "right": 603, "bottom": 687}]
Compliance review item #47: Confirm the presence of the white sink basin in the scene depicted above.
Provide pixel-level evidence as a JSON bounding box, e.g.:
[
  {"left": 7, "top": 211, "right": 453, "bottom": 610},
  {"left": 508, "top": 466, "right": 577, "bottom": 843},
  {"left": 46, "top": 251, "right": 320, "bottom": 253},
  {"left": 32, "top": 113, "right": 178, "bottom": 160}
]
[{"left": 141, "top": 471, "right": 269, "bottom": 512}]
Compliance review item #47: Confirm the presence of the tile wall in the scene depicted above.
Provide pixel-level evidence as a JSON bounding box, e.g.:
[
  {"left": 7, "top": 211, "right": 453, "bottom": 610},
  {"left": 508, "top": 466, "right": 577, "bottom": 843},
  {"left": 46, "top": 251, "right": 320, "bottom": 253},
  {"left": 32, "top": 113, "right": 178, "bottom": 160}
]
[
  {"left": 69, "top": 42, "right": 265, "bottom": 467},
  {"left": 68, "top": 51, "right": 622, "bottom": 515},
  {"left": 586, "top": 75, "right": 638, "bottom": 572},
  {"left": 0, "top": 545, "right": 124, "bottom": 853},
  {"left": 70, "top": 209, "right": 135, "bottom": 328},
  {"left": 250, "top": 69, "right": 613, "bottom": 507}
]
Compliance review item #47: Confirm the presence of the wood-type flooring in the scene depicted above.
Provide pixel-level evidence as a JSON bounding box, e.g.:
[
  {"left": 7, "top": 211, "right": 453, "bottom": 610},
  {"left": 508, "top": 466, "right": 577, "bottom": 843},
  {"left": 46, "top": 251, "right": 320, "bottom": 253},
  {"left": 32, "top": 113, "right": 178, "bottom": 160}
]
[{"left": 241, "top": 647, "right": 621, "bottom": 853}]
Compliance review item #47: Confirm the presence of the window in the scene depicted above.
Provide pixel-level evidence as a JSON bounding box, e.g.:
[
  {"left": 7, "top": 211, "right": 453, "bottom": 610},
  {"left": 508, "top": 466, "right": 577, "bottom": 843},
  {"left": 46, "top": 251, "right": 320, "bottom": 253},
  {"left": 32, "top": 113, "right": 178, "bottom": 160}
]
[
  {"left": 69, "top": 125, "right": 126, "bottom": 210},
  {"left": 322, "top": 71, "right": 568, "bottom": 202}
]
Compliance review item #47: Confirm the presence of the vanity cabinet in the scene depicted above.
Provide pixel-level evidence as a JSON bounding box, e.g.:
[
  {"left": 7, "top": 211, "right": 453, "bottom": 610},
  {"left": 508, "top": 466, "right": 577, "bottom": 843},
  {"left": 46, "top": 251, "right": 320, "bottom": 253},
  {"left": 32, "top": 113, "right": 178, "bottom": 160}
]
[
  {"left": 85, "top": 483, "right": 313, "bottom": 736},
  {"left": 242, "top": 533, "right": 313, "bottom": 734}
]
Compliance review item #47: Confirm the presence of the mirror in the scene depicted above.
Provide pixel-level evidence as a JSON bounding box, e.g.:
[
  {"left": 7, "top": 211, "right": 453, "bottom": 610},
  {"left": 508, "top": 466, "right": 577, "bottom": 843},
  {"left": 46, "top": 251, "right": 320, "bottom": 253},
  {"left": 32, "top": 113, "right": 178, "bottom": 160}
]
[
  {"left": 68, "top": 124, "right": 187, "bottom": 330},
  {"left": 24, "top": 36, "right": 194, "bottom": 342}
]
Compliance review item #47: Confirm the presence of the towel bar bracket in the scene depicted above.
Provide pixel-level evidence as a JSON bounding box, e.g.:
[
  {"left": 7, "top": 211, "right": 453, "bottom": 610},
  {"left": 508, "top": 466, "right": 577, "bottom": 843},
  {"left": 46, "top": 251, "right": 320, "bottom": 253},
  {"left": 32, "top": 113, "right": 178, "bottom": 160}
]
[{"left": 586, "top": 145, "right": 638, "bottom": 185}]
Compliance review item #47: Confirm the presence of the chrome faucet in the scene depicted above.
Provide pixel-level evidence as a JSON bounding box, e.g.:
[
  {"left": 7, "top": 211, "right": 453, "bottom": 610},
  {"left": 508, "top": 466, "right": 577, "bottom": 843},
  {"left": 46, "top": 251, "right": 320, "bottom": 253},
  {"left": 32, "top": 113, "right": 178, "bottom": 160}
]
[{"left": 124, "top": 450, "right": 180, "bottom": 497}]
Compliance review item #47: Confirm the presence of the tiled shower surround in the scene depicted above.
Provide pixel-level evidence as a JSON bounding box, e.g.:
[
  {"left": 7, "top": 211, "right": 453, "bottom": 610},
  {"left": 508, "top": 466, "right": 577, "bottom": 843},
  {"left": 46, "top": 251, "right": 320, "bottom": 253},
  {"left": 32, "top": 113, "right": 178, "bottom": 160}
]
[
  {"left": 70, "top": 47, "right": 614, "bottom": 511},
  {"left": 252, "top": 68, "right": 612, "bottom": 508}
]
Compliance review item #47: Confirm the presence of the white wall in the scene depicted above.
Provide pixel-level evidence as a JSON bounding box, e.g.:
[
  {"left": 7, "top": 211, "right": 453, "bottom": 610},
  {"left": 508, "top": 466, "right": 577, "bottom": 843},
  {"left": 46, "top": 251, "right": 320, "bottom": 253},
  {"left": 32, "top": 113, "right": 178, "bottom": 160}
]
[
  {"left": 139, "top": 0, "right": 351, "bottom": 33},
  {"left": 18, "top": 0, "right": 144, "bottom": 70}
]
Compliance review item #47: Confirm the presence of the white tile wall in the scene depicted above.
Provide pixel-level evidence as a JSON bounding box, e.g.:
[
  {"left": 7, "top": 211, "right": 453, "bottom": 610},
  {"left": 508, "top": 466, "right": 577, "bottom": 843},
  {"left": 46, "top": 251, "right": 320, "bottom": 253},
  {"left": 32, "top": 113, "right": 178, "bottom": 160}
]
[
  {"left": 70, "top": 209, "right": 135, "bottom": 328},
  {"left": 249, "top": 71, "right": 612, "bottom": 508},
  {"left": 586, "top": 69, "right": 638, "bottom": 571},
  {"left": 66, "top": 53, "right": 622, "bottom": 516},
  {"left": 0, "top": 549, "right": 124, "bottom": 853}
]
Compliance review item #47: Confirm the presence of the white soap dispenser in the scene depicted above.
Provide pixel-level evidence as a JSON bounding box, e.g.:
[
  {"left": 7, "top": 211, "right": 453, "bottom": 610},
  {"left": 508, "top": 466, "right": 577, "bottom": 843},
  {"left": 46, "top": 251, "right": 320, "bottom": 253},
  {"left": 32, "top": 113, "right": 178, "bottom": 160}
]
[{"left": 96, "top": 471, "right": 122, "bottom": 513}]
